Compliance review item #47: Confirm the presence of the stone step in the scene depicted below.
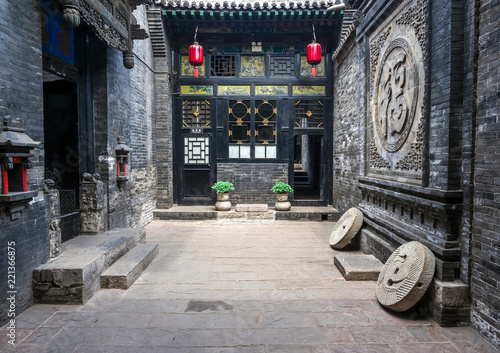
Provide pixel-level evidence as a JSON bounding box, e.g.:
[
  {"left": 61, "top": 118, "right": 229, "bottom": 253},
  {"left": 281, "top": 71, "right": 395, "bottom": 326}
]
[
  {"left": 154, "top": 207, "right": 218, "bottom": 220},
  {"left": 101, "top": 243, "right": 159, "bottom": 289},
  {"left": 333, "top": 253, "right": 384, "bottom": 281},
  {"left": 33, "top": 228, "right": 145, "bottom": 304},
  {"left": 155, "top": 206, "right": 339, "bottom": 221},
  {"left": 235, "top": 204, "right": 268, "bottom": 212},
  {"left": 294, "top": 175, "right": 309, "bottom": 182}
]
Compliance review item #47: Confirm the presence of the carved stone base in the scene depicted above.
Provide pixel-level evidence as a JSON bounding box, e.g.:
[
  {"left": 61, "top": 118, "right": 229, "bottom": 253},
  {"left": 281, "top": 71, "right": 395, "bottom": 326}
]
[
  {"left": 80, "top": 181, "right": 107, "bottom": 234},
  {"left": 46, "top": 189, "right": 62, "bottom": 258},
  {"left": 423, "top": 279, "right": 470, "bottom": 327}
]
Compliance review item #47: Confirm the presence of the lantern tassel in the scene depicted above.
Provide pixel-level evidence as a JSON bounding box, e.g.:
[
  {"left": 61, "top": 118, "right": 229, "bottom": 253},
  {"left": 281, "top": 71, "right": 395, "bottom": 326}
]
[
  {"left": 312, "top": 67, "right": 316, "bottom": 77},
  {"left": 194, "top": 68, "right": 199, "bottom": 79}
]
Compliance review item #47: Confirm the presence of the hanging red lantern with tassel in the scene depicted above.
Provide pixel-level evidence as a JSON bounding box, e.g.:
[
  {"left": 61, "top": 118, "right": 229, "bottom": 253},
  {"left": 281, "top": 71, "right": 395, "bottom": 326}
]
[
  {"left": 307, "top": 25, "right": 321, "bottom": 77},
  {"left": 189, "top": 26, "right": 203, "bottom": 79}
]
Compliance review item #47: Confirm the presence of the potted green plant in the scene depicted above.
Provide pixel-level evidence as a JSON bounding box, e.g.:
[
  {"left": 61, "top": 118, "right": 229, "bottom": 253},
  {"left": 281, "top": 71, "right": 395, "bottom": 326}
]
[
  {"left": 271, "top": 182, "right": 293, "bottom": 211},
  {"left": 211, "top": 181, "right": 234, "bottom": 211}
]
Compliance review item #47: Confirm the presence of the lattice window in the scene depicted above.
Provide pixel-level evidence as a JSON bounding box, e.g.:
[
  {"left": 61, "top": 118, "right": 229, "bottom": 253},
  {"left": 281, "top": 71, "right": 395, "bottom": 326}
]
[
  {"left": 182, "top": 100, "right": 211, "bottom": 127},
  {"left": 270, "top": 55, "right": 296, "bottom": 77},
  {"left": 255, "top": 100, "right": 277, "bottom": 159},
  {"left": 211, "top": 55, "right": 236, "bottom": 76},
  {"left": 228, "top": 100, "right": 251, "bottom": 158},
  {"left": 294, "top": 99, "right": 324, "bottom": 128},
  {"left": 184, "top": 137, "right": 210, "bottom": 164}
]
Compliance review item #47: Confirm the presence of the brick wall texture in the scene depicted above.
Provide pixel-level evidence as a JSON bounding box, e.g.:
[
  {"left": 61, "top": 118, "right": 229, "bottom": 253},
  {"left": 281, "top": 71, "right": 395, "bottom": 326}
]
[
  {"left": 471, "top": 0, "right": 500, "bottom": 346},
  {"left": 0, "top": 0, "right": 499, "bottom": 347},
  {"left": 217, "top": 163, "right": 288, "bottom": 205},
  {"left": 0, "top": 0, "right": 48, "bottom": 324},
  {"left": 332, "top": 40, "right": 366, "bottom": 214},
  {"left": 103, "top": 6, "right": 157, "bottom": 229},
  {"left": 331, "top": 0, "right": 499, "bottom": 346}
]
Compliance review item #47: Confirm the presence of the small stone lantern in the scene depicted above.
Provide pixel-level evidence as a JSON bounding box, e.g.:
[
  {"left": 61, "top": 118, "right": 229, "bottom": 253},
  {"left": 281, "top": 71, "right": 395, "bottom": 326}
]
[
  {"left": 0, "top": 118, "right": 40, "bottom": 220},
  {"left": 115, "top": 136, "right": 131, "bottom": 182}
]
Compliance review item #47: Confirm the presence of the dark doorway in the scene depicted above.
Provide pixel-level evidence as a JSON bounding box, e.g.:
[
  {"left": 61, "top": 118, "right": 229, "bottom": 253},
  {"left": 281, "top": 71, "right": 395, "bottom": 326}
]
[
  {"left": 293, "top": 134, "right": 322, "bottom": 201},
  {"left": 43, "top": 77, "right": 80, "bottom": 242}
]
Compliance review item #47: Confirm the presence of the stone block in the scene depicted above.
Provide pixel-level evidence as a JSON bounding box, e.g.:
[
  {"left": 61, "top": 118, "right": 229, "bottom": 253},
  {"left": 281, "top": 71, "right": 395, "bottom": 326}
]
[
  {"left": 218, "top": 211, "right": 246, "bottom": 220},
  {"left": 101, "top": 243, "right": 159, "bottom": 289},
  {"left": 334, "top": 254, "right": 384, "bottom": 281},
  {"left": 235, "top": 204, "right": 269, "bottom": 212},
  {"left": 423, "top": 278, "right": 471, "bottom": 326},
  {"left": 427, "top": 279, "right": 470, "bottom": 307},
  {"left": 246, "top": 212, "right": 275, "bottom": 220}
]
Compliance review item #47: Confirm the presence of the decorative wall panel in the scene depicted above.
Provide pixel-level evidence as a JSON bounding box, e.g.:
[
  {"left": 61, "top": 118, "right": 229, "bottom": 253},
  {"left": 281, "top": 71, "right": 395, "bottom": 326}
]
[
  {"left": 367, "top": 0, "right": 426, "bottom": 182},
  {"left": 180, "top": 56, "right": 206, "bottom": 77},
  {"left": 218, "top": 86, "right": 251, "bottom": 96},
  {"left": 255, "top": 86, "right": 288, "bottom": 96},
  {"left": 180, "top": 85, "right": 214, "bottom": 95},
  {"left": 292, "top": 86, "right": 326, "bottom": 96},
  {"left": 240, "top": 56, "right": 265, "bottom": 77},
  {"left": 300, "top": 56, "right": 325, "bottom": 77}
]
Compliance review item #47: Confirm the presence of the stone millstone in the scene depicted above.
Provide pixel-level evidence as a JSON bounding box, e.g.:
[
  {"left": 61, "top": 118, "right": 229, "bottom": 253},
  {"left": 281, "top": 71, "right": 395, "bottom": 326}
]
[
  {"left": 329, "top": 207, "right": 363, "bottom": 249},
  {"left": 376, "top": 241, "right": 436, "bottom": 312}
]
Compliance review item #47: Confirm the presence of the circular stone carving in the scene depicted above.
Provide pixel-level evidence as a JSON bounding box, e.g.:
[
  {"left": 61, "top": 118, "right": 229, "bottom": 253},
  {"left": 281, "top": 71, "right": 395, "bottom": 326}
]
[
  {"left": 374, "top": 38, "right": 419, "bottom": 152},
  {"left": 376, "top": 241, "right": 435, "bottom": 312},
  {"left": 329, "top": 208, "right": 363, "bottom": 249}
]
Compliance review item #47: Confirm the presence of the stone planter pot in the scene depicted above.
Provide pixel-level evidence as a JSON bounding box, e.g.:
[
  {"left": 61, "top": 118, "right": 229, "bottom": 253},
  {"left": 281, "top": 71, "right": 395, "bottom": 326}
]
[
  {"left": 274, "top": 193, "right": 291, "bottom": 211},
  {"left": 215, "top": 193, "right": 231, "bottom": 211}
]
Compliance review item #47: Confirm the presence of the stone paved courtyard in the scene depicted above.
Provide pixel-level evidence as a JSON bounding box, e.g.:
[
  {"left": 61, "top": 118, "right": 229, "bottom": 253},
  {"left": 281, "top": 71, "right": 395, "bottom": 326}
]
[{"left": 1, "top": 220, "right": 498, "bottom": 352}]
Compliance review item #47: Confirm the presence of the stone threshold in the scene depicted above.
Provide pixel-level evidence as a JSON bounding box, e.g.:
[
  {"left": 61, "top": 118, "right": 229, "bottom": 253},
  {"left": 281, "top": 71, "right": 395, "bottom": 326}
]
[{"left": 154, "top": 205, "right": 339, "bottom": 221}]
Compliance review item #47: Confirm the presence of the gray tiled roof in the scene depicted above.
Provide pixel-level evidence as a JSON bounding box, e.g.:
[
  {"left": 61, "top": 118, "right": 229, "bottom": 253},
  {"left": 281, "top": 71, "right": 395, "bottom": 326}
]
[{"left": 155, "top": 0, "right": 345, "bottom": 10}]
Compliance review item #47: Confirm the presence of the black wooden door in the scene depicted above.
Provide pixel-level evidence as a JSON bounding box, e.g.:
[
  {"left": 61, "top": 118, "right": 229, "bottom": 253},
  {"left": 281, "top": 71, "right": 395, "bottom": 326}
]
[{"left": 175, "top": 98, "right": 215, "bottom": 205}]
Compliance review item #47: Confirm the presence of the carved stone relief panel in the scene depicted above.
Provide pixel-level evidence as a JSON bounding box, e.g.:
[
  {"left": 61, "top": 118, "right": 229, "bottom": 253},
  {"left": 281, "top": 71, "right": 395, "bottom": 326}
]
[{"left": 367, "top": 0, "right": 426, "bottom": 182}]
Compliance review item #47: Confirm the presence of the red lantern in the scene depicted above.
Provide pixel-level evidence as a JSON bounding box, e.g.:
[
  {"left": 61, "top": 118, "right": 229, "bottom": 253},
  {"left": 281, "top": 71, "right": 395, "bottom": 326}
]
[
  {"left": 189, "top": 27, "right": 203, "bottom": 79},
  {"left": 307, "top": 25, "right": 321, "bottom": 77}
]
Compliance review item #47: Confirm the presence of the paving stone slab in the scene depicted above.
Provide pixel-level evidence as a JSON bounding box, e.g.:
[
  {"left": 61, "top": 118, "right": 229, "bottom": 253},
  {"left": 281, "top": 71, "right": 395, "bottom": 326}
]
[
  {"left": 101, "top": 243, "right": 159, "bottom": 289},
  {"left": 334, "top": 253, "right": 383, "bottom": 281},
  {"left": 33, "top": 228, "right": 145, "bottom": 304}
]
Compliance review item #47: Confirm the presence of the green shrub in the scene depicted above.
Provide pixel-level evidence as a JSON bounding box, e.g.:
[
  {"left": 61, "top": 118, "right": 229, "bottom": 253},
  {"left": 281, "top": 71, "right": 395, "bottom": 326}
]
[
  {"left": 271, "top": 182, "right": 293, "bottom": 194},
  {"left": 211, "top": 181, "right": 234, "bottom": 194}
]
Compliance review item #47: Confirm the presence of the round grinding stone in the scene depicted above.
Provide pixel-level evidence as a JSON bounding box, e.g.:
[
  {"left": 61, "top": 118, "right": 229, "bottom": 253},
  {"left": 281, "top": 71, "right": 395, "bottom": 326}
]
[
  {"left": 376, "top": 241, "right": 436, "bottom": 312},
  {"left": 329, "top": 207, "right": 364, "bottom": 249}
]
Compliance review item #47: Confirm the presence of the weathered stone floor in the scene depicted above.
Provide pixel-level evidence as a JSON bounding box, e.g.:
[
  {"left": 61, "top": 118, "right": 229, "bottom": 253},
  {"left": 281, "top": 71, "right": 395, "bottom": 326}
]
[{"left": 2, "top": 220, "right": 498, "bottom": 352}]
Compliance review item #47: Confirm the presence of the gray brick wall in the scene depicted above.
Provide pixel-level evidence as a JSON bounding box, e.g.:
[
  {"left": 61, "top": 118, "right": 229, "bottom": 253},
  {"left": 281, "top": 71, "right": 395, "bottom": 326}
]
[
  {"left": 217, "top": 163, "right": 288, "bottom": 205},
  {"left": 103, "top": 6, "right": 157, "bottom": 228},
  {"left": 150, "top": 9, "right": 173, "bottom": 209},
  {"left": 0, "top": 0, "right": 48, "bottom": 325},
  {"left": 471, "top": 0, "right": 500, "bottom": 346},
  {"left": 332, "top": 38, "right": 366, "bottom": 214},
  {"left": 428, "top": 0, "right": 465, "bottom": 190},
  {"left": 459, "top": 0, "right": 480, "bottom": 285}
]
